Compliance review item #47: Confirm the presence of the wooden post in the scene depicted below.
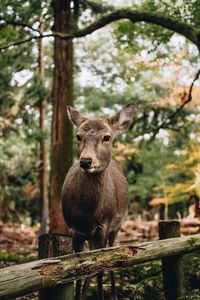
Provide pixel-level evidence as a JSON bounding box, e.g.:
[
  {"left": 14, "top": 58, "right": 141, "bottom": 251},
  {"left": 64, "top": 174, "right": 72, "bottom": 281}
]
[
  {"left": 38, "top": 234, "right": 74, "bottom": 300},
  {"left": 159, "top": 220, "right": 185, "bottom": 300}
]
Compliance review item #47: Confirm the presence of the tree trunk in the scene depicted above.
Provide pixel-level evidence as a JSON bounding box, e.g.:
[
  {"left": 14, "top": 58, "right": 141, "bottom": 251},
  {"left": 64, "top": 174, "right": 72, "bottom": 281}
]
[
  {"left": 49, "top": 0, "right": 73, "bottom": 234},
  {"left": 38, "top": 16, "right": 48, "bottom": 235}
]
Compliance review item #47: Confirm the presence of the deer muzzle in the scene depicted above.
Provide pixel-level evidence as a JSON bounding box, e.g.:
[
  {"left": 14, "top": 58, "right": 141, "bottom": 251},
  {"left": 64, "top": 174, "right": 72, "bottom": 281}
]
[{"left": 80, "top": 158, "right": 92, "bottom": 169}]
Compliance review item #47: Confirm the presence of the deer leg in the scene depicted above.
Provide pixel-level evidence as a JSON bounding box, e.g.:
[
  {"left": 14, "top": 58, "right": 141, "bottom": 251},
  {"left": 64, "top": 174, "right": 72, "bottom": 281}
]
[
  {"left": 81, "top": 277, "right": 91, "bottom": 300},
  {"left": 97, "top": 272, "right": 104, "bottom": 300},
  {"left": 110, "top": 272, "right": 117, "bottom": 300},
  {"left": 81, "top": 272, "right": 104, "bottom": 300},
  {"left": 73, "top": 234, "right": 85, "bottom": 300},
  {"left": 81, "top": 240, "right": 103, "bottom": 300},
  {"left": 109, "top": 231, "right": 118, "bottom": 300},
  {"left": 80, "top": 241, "right": 94, "bottom": 300},
  {"left": 92, "top": 225, "right": 108, "bottom": 300}
]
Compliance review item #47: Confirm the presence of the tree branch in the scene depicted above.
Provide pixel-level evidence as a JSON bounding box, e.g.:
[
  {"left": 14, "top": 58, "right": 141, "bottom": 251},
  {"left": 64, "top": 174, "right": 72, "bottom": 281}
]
[
  {"left": 167, "top": 69, "right": 200, "bottom": 120},
  {"left": 0, "top": 35, "right": 44, "bottom": 51},
  {"left": 62, "top": 9, "right": 200, "bottom": 50},
  {"left": 0, "top": 9, "right": 199, "bottom": 51},
  {"left": 0, "top": 17, "right": 40, "bottom": 33},
  {"left": 150, "top": 69, "right": 200, "bottom": 140}
]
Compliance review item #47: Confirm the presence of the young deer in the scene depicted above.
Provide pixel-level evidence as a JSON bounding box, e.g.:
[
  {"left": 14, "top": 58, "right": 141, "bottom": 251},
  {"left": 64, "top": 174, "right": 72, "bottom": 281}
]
[{"left": 62, "top": 104, "right": 135, "bottom": 300}]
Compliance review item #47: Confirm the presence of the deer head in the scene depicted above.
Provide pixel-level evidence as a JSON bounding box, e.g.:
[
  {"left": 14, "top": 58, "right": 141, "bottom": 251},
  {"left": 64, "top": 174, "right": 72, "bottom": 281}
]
[{"left": 67, "top": 104, "right": 136, "bottom": 173}]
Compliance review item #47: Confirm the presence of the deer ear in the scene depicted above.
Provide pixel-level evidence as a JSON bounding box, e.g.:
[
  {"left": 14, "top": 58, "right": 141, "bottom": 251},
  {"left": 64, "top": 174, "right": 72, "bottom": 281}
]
[
  {"left": 108, "top": 104, "right": 136, "bottom": 133},
  {"left": 67, "top": 106, "right": 88, "bottom": 127}
]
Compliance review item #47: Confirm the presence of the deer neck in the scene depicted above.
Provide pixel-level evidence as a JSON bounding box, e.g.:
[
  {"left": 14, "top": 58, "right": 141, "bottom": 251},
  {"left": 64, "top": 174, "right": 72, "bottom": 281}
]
[{"left": 77, "top": 167, "right": 108, "bottom": 207}]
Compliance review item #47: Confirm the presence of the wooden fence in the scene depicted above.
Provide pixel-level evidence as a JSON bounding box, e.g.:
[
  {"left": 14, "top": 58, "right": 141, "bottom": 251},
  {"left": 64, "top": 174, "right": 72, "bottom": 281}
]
[{"left": 0, "top": 221, "right": 200, "bottom": 300}]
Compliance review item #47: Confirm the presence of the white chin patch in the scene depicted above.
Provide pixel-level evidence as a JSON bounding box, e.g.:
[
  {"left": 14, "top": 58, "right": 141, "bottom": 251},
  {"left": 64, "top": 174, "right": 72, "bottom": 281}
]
[
  {"left": 80, "top": 166, "right": 100, "bottom": 173},
  {"left": 86, "top": 167, "right": 100, "bottom": 173},
  {"left": 88, "top": 167, "right": 96, "bottom": 173}
]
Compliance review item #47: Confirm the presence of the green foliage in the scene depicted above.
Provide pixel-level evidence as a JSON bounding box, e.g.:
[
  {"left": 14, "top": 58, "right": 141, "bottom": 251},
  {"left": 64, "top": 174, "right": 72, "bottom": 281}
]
[
  {"left": 87, "top": 1, "right": 115, "bottom": 15},
  {"left": 24, "top": 74, "right": 49, "bottom": 107},
  {"left": 0, "top": 131, "right": 40, "bottom": 224},
  {"left": 116, "top": 260, "right": 161, "bottom": 284},
  {"left": 0, "top": 252, "right": 37, "bottom": 263},
  {"left": 115, "top": 20, "right": 173, "bottom": 56},
  {"left": 182, "top": 249, "right": 200, "bottom": 292},
  {"left": 178, "top": 294, "right": 200, "bottom": 300},
  {"left": 0, "top": 0, "right": 53, "bottom": 224},
  {"left": 114, "top": 0, "right": 200, "bottom": 66},
  {"left": 187, "top": 237, "right": 198, "bottom": 247}
]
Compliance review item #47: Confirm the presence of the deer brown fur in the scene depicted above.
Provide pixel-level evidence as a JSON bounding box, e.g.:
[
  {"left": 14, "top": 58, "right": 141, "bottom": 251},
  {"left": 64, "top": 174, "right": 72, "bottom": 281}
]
[{"left": 62, "top": 104, "right": 135, "bottom": 300}]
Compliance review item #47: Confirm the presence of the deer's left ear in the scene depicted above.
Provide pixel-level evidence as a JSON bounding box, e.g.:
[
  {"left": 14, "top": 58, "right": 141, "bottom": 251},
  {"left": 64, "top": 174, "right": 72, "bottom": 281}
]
[{"left": 108, "top": 104, "right": 136, "bottom": 133}]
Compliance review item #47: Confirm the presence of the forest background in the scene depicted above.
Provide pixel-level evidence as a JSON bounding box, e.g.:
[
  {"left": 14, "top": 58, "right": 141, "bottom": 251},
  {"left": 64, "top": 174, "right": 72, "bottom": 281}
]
[{"left": 0, "top": 0, "right": 200, "bottom": 235}]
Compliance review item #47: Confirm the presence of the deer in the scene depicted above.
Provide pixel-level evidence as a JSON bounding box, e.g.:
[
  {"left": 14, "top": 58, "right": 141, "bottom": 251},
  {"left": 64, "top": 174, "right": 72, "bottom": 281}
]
[{"left": 62, "top": 104, "right": 135, "bottom": 300}]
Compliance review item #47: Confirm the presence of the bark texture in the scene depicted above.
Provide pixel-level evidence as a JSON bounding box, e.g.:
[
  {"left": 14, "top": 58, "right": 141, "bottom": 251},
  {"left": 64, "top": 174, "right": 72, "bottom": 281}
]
[
  {"left": 49, "top": 0, "right": 73, "bottom": 234},
  {"left": 38, "top": 17, "right": 48, "bottom": 235}
]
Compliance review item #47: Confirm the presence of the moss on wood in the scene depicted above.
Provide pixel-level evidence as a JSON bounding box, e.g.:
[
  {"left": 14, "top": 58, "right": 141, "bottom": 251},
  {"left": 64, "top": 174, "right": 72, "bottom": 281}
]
[{"left": 87, "top": 251, "right": 200, "bottom": 299}]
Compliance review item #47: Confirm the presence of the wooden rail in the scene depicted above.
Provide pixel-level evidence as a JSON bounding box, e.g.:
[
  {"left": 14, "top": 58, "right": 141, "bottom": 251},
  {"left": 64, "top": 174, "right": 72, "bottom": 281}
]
[{"left": 0, "top": 233, "right": 200, "bottom": 299}]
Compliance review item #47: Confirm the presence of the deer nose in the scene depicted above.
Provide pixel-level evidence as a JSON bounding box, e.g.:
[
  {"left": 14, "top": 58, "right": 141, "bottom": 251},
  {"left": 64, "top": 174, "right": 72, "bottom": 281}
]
[{"left": 80, "top": 158, "right": 92, "bottom": 169}]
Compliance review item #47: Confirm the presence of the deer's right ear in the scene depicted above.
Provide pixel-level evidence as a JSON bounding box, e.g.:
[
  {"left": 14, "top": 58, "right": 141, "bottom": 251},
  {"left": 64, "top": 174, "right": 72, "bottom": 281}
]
[{"left": 67, "top": 106, "right": 88, "bottom": 127}]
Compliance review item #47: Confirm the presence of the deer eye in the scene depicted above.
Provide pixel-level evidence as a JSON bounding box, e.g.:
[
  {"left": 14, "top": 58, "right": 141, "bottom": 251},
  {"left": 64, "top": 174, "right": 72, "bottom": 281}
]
[
  {"left": 103, "top": 135, "right": 110, "bottom": 142},
  {"left": 76, "top": 135, "right": 82, "bottom": 142}
]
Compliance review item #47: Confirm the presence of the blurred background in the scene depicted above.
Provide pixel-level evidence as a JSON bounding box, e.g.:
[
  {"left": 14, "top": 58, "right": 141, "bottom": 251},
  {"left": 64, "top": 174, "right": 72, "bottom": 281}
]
[{"left": 0, "top": 0, "right": 200, "bottom": 250}]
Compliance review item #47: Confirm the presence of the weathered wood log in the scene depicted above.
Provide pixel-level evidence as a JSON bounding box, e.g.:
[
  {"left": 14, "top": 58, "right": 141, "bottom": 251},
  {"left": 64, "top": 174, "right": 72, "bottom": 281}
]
[
  {"left": 180, "top": 219, "right": 200, "bottom": 227},
  {"left": 38, "top": 234, "right": 73, "bottom": 300},
  {"left": 159, "top": 220, "right": 185, "bottom": 300},
  {"left": 0, "top": 234, "right": 200, "bottom": 300}
]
